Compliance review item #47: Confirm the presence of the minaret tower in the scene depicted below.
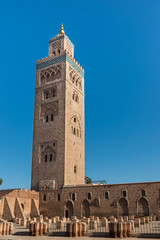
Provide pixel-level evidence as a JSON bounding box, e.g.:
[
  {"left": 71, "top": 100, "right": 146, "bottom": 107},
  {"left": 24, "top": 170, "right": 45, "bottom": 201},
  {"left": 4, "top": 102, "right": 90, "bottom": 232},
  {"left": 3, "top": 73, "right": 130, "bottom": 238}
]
[{"left": 31, "top": 25, "right": 85, "bottom": 191}]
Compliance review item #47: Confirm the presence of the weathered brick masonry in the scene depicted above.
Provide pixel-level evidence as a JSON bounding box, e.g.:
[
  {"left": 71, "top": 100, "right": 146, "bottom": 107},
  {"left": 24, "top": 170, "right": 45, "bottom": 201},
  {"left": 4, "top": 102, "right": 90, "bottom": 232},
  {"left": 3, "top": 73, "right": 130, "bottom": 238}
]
[
  {"left": 39, "top": 181, "right": 160, "bottom": 218},
  {"left": 0, "top": 189, "right": 39, "bottom": 221}
]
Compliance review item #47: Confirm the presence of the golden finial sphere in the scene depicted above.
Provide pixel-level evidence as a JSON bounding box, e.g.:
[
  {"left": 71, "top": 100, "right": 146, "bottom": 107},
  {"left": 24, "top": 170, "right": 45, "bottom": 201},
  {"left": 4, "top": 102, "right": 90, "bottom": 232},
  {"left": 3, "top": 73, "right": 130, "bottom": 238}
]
[{"left": 60, "top": 24, "right": 65, "bottom": 35}]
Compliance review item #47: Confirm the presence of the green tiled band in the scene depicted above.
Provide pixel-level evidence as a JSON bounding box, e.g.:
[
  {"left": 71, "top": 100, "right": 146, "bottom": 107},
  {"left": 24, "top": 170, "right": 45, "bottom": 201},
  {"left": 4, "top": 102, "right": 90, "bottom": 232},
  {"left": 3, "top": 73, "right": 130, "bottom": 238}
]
[
  {"left": 36, "top": 55, "right": 66, "bottom": 70},
  {"left": 36, "top": 54, "right": 84, "bottom": 78},
  {"left": 66, "top": 55, "right": 84, "bottom": 77}
]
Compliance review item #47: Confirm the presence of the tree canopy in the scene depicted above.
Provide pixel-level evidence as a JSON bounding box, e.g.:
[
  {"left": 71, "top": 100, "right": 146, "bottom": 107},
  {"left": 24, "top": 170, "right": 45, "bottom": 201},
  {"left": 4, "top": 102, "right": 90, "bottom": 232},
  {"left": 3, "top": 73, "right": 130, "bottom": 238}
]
[
  {"left": 0, "top": 178, "right": 3, "bottom": 185},
  {"left": 85, "top": 176, "right": 92, "bottom": 184}
]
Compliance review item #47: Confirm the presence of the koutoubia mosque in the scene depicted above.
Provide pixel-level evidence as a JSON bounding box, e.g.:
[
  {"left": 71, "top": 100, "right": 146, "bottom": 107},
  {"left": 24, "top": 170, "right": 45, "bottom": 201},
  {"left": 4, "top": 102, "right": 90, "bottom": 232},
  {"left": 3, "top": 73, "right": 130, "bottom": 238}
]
[{"left": 0, "top": 25, "right": 160, "bottom": 221}]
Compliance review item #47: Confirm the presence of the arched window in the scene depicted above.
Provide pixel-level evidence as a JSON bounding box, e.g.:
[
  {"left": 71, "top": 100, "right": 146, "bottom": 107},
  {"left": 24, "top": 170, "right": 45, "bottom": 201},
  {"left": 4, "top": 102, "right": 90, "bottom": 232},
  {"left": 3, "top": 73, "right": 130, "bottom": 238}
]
[
  {"left": 50, "top": 154, "right": 52, "bottom": 161},
  {"left": 105, "top": 192, "right": 109, "bottom": 200},
  {"left": 72, "top": 193, "right": 76, "bottom": 201},
  {"left": 52, "top": 89, "right": 56, "bottom": 97},
  {"left": 46, "top": 73, "right": 50, "bottom": 82},
  {"left": 57, "top": 49, "right": 60, "bottom": 55},
  {"left": 58, "top": 194, "right": 60, "bottom": 201},
  {"left": 45, "top": 155, "right": 47, "bottom": 162},
  {"left": 73, "top": 128, "right": 76, "bottom": 135},
  {"left": 51, "top": 71, "right": 55, "bottom": 81},
  {"left": 142, "top": 189, "right": 146, "bottom": 197},
  {"left": 74, "top": 117, "right": 76, "bottom": 123},
  {"left": 43, "top": 194, "right": 46, "bottom": 201},
  {"left": 122, "top": 190, "right": 127, "bottom": 198},
  {"left": 88, "top": 192, "right": 91, "bottom": 200},
  {"left": 51, "top": 114, "right": 54, "bottom": 121},
  {"left": 75, "top": 95, "right": 78, "bottom": 102},
  {"left": 74, "top": 165, "right": 77, "bottom": 173},
  {"left": 53, "top": 51, "right": 56, "bottom": 56},
  {"left": 56, "top": 70, "right": 61, "bottom": 79},
  {"left": 45, "top": 92, "right": 49, "bottom": 99},
  {"left": 72, "top": 93, "right": 75, "bottom": 100}
]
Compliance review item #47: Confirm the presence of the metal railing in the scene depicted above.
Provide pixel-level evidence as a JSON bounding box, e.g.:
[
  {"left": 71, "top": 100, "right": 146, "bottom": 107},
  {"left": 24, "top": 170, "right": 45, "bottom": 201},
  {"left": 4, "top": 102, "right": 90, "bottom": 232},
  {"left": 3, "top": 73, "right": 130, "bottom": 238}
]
[
  {"left": 48, "top": 220, "right": 160, "bottom": 237},
  {"left": 133, "top": 221, "right": 160, "bottom": 235}
]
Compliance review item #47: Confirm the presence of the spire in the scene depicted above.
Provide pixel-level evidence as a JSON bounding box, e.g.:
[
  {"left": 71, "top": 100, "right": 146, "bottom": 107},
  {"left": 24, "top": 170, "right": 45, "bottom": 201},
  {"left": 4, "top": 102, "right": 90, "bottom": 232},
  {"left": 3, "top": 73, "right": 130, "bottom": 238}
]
[{"left": 59, "top": 24, "right": 65, "bottom": 35}]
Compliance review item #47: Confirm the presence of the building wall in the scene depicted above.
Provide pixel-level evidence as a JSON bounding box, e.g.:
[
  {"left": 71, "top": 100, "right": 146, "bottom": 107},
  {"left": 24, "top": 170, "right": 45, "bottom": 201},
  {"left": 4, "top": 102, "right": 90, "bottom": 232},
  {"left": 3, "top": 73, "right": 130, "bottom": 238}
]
[
  {"left": 39, "top": 181, "right": 160, "bottom": 218},
  {"left": 64, "top": 61, "right": 85, "bottom": 186},
  {"left": 0, "top": 189, "right": 39, "bottom": 221}
]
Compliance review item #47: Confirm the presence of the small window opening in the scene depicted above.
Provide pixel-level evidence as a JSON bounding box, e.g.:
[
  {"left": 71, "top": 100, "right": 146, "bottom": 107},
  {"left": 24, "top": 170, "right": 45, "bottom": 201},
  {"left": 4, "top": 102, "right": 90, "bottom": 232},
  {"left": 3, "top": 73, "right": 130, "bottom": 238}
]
[
  {"left": 43, "top": 194, "right": 46, "bottom": 201},
  {"left": 72, "top": 193, "right": 76, "bottom": 201},
  {"left": 45, "top": 155, "right": 47, "bottom": 162},
  {"left": 142, "top": 190, "right": 146, "bottom": 197},
  {"left": 88, "top": 192, "right": 91, "bottom": 200},
  {"left": 105, "top": 192, "right": 109, "bottom": 200},
  {"left": 50, "top": 154, "right": 52, "bottom": 161},
  {"left": 74, "top": 117, "right": 76, "bottom": 123},
  {"left": 46, "top": 116, "right": 48, "bottom": 122},
  {"left": 52, "top": 90, "right": 56, "bottom": 97},
  {"left": 73, "top": 128, "right": 76, "bottom": 135},
  {"left": 45, "top": 92, "right": 49, "bottom": 99},
  {"left": 58, "top": 194, "right": 60, "bottom": 201},
  {"left": 122, "top": 190, "right": 127, "bottom": 198},
  {"left": 74, "top": 165, "right": 77, "bottom": 173},
  {"left": 51, "top": 114, "right": 54, "bottom": 121},
  {"left": 57, "top": 49, "right": 60, "bottom": 54},
  {"left": 21, "top": 203, "right": 24, "bottom": 210}
]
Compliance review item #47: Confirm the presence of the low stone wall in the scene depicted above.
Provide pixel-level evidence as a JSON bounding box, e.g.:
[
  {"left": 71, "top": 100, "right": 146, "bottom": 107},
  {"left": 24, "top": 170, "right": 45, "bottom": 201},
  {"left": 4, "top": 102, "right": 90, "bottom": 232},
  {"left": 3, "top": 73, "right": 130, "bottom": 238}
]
[
  {"left": 29, "top": 222, "right": 48, "bottom": 236},
  {"left": 0, "top": 222, "right": 13, "bottom": 236},
  {"left": 67, "top": 221, "right": 87, "bottom": 237}
]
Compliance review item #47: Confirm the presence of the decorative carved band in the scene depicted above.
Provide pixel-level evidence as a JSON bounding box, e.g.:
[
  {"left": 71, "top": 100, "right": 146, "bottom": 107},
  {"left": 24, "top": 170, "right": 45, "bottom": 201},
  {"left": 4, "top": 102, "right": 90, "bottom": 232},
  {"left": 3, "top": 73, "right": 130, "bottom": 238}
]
[{"left": 40, "top": 65, "right": 61, "bottom": 85}]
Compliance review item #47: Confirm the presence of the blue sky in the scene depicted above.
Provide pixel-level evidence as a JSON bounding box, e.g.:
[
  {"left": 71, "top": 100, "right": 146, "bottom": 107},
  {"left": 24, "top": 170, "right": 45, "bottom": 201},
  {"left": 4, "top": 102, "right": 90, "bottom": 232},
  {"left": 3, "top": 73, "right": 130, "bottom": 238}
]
[{"left": 0, "top": 0, "right": 160, "bottom": 189}]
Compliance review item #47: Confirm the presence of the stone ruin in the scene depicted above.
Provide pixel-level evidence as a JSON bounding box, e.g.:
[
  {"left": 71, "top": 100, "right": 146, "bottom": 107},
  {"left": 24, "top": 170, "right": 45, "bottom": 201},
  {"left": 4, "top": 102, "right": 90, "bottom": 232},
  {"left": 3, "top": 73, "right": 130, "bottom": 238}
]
[
  {"left": 0, "top": 218, "right": 13, "bottom": 236},
  {"left": 12, "top": 214, "right": 158, "bottom": 237}
]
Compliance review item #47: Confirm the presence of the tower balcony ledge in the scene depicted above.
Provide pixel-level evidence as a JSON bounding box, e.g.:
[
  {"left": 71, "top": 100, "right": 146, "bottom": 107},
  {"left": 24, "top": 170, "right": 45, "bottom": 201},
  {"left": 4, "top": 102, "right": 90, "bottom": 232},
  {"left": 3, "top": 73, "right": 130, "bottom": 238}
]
[{"left": 37, "top": 52, "right": 84, "bottom": 73}]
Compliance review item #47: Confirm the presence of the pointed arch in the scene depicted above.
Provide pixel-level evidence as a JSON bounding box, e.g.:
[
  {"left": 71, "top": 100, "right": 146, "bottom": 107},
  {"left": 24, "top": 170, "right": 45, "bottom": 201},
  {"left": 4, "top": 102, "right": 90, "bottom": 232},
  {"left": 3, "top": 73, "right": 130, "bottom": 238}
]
[
  {"left": 71, "top": 115, "right": 81, "bottom": 138},
  {"left": 118, "top": 197, "right": 129, "bottom": 216},
  {"left": 82, "top": 199, "right": 90, "bottom": 218},
  {"left": 65, "top": 200, "right": 74, "bottom": 218},
  {"left": 56, "top": 70, "right": 61, "bottom": 78},
  {"left": 51, "top": 71, "right": 56, "bottom": 81},
  {"left": 46, "top": 73, "right": 50, "bottom": 82},
  {"left": 137, "top": 197, "right": 149, "bottom": 217}
]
